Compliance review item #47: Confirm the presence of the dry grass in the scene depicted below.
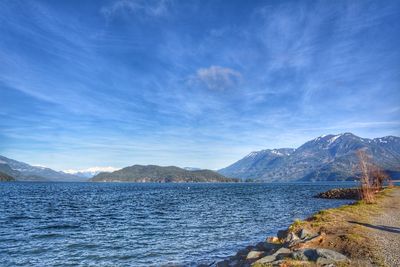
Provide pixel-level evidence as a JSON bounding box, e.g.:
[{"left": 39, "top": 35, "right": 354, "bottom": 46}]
[
  {"left": 285, "top": 188, "right": 396, "bottom": 267},
  {"left": 252, "top": 260, "right": 317, "bottom": 267}
]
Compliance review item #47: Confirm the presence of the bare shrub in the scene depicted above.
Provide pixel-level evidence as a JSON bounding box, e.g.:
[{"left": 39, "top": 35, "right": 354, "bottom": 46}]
[
  {"left": 370, "top": 165, "right": 390, "bottom": 191},
  {"left": 356, "top": 150, "right": 375, "bottom": 204}
]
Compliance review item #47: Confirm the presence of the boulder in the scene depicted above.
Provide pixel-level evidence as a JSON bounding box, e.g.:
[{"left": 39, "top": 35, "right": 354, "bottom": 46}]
[
  {"left": 274, "top": 247, "right": 292, "bottom": 260},
  {"left": 284, "top": 232, "right": 301, "bottom": 247},
  {"left": 255, "top": 241, "right": 281, "bottom": 252},
  {"left": 290, "top": 248, "right": 319, "bottom": 261},
  {"left": 277, "top": 229, "right": 288, "bottom": 240},
  {"left": 266, "top": 236, "right": 280, "bottom": 243},
  {"left": 316, "top": 248, "right": 348, "bottom": 262},
  {"left": 246, "top": 250, "right": 265, "bottom": 260},
  {"left": 290, "top": 248, "right": 348, "bottom": 264},
  {"left": 273, "top": 247, "right": 291, "bottom": 255},
  {"left": 236, "top": 247, "right": 251, "bottom": 257},
  {"left": 253, "top": 247, "right": 292, "bottom": 265},
  {"left": 253, "top": 254, "right": 277, "bottom": 264},
  {"left": 285, "top": 232, "right": 300, "bottom": 243},
  {"left": 286, "top": 233, "right": 322, "bottom": 250},
  {"left": 298, "top": 228, "right": 314, "bottom": 239}
]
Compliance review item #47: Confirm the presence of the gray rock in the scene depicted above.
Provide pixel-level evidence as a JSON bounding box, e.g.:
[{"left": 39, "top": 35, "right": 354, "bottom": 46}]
[
  {"left": 245, "top": 245, "right": 255, "bottom": 251},
  {"left": 299, "top": 228, "right": 314, "bottom": 239},
  {"left": 277, "top": 229, "right": 288, "bottom": 240},
  {"left": 316, "top": 248, "right": 348, "bottom": 262},
  {"left": 291, "top": 251, "right": 308, "bottom": 261},
  {"left": 285, "top": 232, "right": 300, "bottom": 243},
  {"left": 274, "top": 247, "right": 292, "bottom": 260},
  {"left": 255, "top": 241, "right": 281, "bottom": 252},
  {"left": 284, "top": 232, "right": 301, "bottom": 247},
  {"left": 254, "top": 247, "right": 292, "bottom": 264},
  {"left": 290, "top": 249, "right": 319, "bottom": 261},
  {"left": 246, "top": 250, "right": 264, "bottom": 260},
  {"left": 216, "top": 260, "right": 229, "bottom": 267},
  {"left": 236, "top": 247, "right": 251, "bottom": 257},
  {"left": 274, "top": 247, "right": 291, "bottom": 254},
  {"left": 290, "top": 248, "right": 348, "bottom": 264},
  {"left": 253, "top": 254, "right": 277, "bottom": 264}
]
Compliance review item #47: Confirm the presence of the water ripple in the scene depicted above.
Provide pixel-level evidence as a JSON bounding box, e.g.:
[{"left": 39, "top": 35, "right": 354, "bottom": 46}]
[{"left": 0, "top": 182, "right": 354, "bottom": 266}]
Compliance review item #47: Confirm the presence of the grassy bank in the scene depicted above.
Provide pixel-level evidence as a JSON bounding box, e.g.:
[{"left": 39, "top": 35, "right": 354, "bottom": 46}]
[
  {"left": 281, "top": 187, "right": 398, "bottom": 267},
  {"left": 215, "top": 187, "right": 398, "bottom": 267}
]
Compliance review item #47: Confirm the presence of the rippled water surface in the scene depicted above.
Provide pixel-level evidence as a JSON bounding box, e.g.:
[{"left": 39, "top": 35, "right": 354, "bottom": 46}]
[{"left": 0, "top": 182, "right": 354, "bottom": 266}]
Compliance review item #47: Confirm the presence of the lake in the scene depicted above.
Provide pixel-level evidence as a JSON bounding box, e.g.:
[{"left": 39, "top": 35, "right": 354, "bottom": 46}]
[{"left": 0, "top": 182, "right": 354, "bottom": 266}]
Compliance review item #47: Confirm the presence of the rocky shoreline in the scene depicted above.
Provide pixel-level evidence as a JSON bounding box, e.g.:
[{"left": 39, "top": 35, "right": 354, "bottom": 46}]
[
  {"left": 206, "top": 188, "right": 359, "bottom": 267},
  {"left": 208, "top": 228, "right": 349, "bottom": 267},
  {"left": 314, "top": 188, "right": 360, "bottom": 200}
]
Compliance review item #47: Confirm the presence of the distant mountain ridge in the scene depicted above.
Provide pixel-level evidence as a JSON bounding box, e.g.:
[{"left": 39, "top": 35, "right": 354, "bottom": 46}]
[
  {"left": 90, "top": 165, "right": 237, "bottom": 183},
  {"left": 0, "top": 171, "right": 15, "bottom": 181},
  {"left": 218, "top": 133, "right": 400, "bottom": 182},
  {"left": 62, "top": 167, "right": 119, "bottom": 178},
  {"left": 219, "top": 148, "right": 295, "bottom": 180},
  {"left": 0, "top": 155, "right": 84, "bottom": 182}
]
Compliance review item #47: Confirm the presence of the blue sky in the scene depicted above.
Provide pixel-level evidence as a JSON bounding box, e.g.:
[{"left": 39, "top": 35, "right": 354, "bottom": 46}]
[{"left": 0, "top": 0, "right": 399, "bottom": 171}]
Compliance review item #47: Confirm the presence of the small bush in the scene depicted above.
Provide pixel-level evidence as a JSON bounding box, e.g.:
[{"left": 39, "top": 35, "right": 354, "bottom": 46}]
[{"left": 357, "top": 150, "right": 375, "bottom": 204}]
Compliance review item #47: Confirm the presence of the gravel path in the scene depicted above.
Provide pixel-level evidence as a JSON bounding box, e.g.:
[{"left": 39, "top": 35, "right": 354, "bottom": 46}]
[{"left": 368, "top": 188, "right": 400, "bottom": 267}]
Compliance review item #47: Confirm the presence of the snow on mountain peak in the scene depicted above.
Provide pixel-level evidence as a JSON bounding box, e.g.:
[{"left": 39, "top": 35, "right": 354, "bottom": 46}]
[
  {"left": 271, "top": 149, "right": 283, "bottom": 155},
  {"left": 63, "top": 166, "right": 119, "bottom": 175},
  {"left": 245, "top": 151, "right": 259, "bottom": 158},
  {"left": 32, "top": 165, "right": 48, "bottom": 170},
  {"left": 327, "top": 134, "right": 342, "bottom": 145}
]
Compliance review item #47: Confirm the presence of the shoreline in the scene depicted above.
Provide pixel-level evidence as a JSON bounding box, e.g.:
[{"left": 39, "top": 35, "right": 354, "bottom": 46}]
[{"left": 211, "top": 187, "right": 399, "bottom": 267}]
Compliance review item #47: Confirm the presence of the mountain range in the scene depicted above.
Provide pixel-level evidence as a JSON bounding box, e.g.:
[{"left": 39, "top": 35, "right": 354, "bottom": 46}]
[
  {"left": 2, "top": 133, "right": 399, "bottom": 183},
  {"left": 0, "top": 155, "right": 85, "bottom": 182},
  {"left": 90, "top": 165, "right": 237, "bottom": 183},
  {"left": 218, "top": 133, "right": 400, "bottom": 182}
]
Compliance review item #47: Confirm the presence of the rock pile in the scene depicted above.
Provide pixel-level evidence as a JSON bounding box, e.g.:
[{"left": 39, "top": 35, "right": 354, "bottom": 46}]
[
  {"left": 212, "top": 228, "right": 349, "bottom": 267},
  {"left": 314, "top": 188, "right": 360, "bottom": 199}
]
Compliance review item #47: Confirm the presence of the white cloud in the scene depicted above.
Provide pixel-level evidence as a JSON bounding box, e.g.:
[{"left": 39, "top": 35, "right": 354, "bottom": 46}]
[
  {"left": 101, "top": 0, "right": 169, "bottom": 19},
  {"left": 189, "top": 65, "right": 242, "bottom": 90}
]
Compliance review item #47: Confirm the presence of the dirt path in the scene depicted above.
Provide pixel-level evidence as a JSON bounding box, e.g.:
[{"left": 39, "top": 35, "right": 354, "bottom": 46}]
[
  {"left": 363, "top": 188, "right": 400, "bottom": 267},
  {"left": 289, "top": 187, "right": 400, "bottom": 267},
  {"left": 370, "top": 188, "right": 400, "bottom": 267}
]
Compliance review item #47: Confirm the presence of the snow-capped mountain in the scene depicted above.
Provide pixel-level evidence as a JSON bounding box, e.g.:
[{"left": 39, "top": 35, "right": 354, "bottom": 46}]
[
  {"left": 63, "top": 167, "right": 119, "bottom": 178},
  {"left": 0, "top": 155, "right": 84, "bottom": 181},
  {"left": 218, "top": 148, "right": 295, "bottom": 179},
  {"left": 218, "top": 133, "right": 400, "bottom": 182}
]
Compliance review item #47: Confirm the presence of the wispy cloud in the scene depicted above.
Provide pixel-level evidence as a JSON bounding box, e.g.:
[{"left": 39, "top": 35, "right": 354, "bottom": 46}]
[
  {"left": 188, "top": 66, "right": 242, "bottom": 91},
  {"left": 1, "top": 0, "right": 399, "bottom": 170},
  {"left": 100, "top": 0, "right": 170, "bottom": 19}
]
